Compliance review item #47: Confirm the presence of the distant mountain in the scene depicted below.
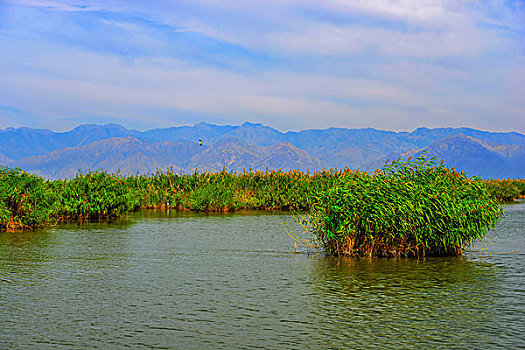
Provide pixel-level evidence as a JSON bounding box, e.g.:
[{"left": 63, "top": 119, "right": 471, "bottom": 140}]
[
  {"left": 141, "top": 122, "right": 235, "bottom": 144},
  {"left": 1, "top": 122, "right": 523, "bottom": 178},
  {"left": 12, "top": 137, "right": 200, "bottom": 179},
  {"left": 385, "top": 135, "right": 525, "bottom": 179},
  {"left": 0, "top": 123, "right": 136, "bottom": 160},
  {"left": 397, "top": 127, "right": 525, "bottom": 148},
  {"left": 8, "top": 136, "right": 322, "bottom": 178},
  {"left": 260, "top": 142, "right": 323, "bottom": 171},
  {"left": 0, "top": 153, "right": 12, "bottom": 164},
  {"left": 188, "top": 137, "right": 322, "bottom": 173},
  {"left": 188, "top": 137, "right": 262, "bottom": 172},
  {"left": 286, "top": 128, "right": 415, "bottom": 169}
]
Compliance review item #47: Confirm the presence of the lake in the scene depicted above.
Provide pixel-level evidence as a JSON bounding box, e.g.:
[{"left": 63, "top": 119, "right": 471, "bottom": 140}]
[{"left": 1, "top": 203, "right": 524, "bottom": 349}]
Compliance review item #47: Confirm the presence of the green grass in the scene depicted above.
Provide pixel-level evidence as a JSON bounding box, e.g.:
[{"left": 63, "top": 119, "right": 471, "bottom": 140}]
[
  {"left": 0, "top": 160, "right": 513, "bottom": 258},
  {"left": 306, "top": 156, "right": 503, "bottom": 257},
  {"left": 483, "top": 178, "right": 525, "bottom": 202},
  {"left": 50, "top": 170, "right": 138, "bottom": 221},
  {"left": 0, "top": 167, "right": 56, "bottom": 231}
]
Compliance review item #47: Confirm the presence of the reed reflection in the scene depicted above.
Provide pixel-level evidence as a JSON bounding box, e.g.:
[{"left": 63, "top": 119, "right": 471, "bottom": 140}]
[{"left": 308, "top": 256, "right": 502, "bottom": 349}]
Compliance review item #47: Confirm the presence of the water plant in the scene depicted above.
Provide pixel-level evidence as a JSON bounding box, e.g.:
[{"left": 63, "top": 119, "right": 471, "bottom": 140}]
[
  {"left": 0, "top": 163, "right": 517, "bottom": 239},
  {"left": 51, "top": 170, "right": 138, "bottom": 221},
  {"left": 0, "top": 167, "right": 56, "bottom": 231},
  {"left": 306, "top": 155, "right": 503, "bottom": 257},
  {"left": 124, "top": 168, "right": 319, "bottom": 212},
  {"left": 483, "top": 178, "right": 525, "bottom": 202}
]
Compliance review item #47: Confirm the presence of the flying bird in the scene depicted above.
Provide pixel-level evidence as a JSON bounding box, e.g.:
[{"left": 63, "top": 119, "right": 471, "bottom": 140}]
[{"left": 199, "top": 139, "right": 203, "bottom": 146}]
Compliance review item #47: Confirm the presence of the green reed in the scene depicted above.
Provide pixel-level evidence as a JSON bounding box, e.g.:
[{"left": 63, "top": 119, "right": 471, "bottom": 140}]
[
  {"left": 124, "top": 168, "right": 344, "bottom": 212},
  {"left": 0, "top": 160, "right": 513, "bottom": 249},
  {"left": 0, "top": 169, "right": 140, "bottom": 231},
  {"left": 0, "top": 167, "right": 56, "bottom": 231},
  {"left": 306, "top": 155, "right": 503, "bottom": 257},
  {"left": 483, "top": 178, "right": 525, "bottom": 202},
  {"left": 50, "top": 170, "right": 139, "bottom": 221}
]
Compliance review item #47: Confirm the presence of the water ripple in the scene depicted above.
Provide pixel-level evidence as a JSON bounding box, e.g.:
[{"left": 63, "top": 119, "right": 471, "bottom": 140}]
[{"left": 0, "top": 207, "right": 524, "bottom": 349}]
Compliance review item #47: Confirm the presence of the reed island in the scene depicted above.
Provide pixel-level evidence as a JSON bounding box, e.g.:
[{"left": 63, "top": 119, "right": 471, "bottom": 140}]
[{"left": 1, "top": 155, "right": 522, "bottom": 257}]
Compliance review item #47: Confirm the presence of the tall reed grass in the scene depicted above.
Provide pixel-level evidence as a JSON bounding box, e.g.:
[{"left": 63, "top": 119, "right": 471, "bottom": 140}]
[
  {"left": 0, "top": 167, "right": 56, "bottom": 231},
  {"left": 50, "top": 170, "right": 138, "bottom": 221},
  {"left": 0, "top": 160, "right": 516, "bottom": 253},
  {"left": 483, "top": 178, "right": 525, "bottom": 202},
  {"left": 306, "top": 156, "right": 503, "bottom": 257}
]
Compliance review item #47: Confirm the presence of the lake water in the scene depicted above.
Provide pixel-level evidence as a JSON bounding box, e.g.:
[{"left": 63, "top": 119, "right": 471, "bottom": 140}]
[{"left": 1, "top": 203, "right": 524, "bottom": 349}]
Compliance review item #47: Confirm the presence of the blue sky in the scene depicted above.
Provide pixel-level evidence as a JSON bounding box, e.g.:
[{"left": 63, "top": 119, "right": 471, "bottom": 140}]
[{"left": 0, "top": 0, "right": 524, "bottom": 132}]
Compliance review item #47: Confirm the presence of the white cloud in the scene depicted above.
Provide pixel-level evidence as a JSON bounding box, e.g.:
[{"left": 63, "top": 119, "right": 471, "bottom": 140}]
[
  {"left": 6, "top": 50, "right": 434, "bottom": 110},
  {"left": 5, "top": 0, "right": 106, "bottom": 12},
  {"left": 8, "top": 0, "right": 518, "bottom": 58},
  {"left": 158, "top": 0, "right": 511, "bottom": 59},
  {"left": 264, "top": 22, "right": 493, "bottom": 57},
  {"left": 1, "top": 48, "right": 523, "bottom": 132},
  {"left": 1, "top": 0, "right": 523, "bottom": 132}
]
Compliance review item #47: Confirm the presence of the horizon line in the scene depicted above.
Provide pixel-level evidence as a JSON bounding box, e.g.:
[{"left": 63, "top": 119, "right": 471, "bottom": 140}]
[{"left": 1, "top": 121, "right": 523, "bottom": 135}]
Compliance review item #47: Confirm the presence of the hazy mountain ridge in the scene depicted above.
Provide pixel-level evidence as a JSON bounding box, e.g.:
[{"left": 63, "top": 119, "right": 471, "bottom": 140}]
[
  {"left": 6, "top": 136, "right": 323, "bottom": 178},
  {"left": 382, "top": 135, "right": 525, "bottom": 179},
  {"left": 12, "top": 137, "right": 201, "bottom": 179},
  {"left": 0, "top": 123, "right": 136, "bottom": 160},
  {"left": 1, "top": 123, "right": 523, "bottom": 179},
  {"left": 187, "top": 137, "right": 323, "bottom": 173}
]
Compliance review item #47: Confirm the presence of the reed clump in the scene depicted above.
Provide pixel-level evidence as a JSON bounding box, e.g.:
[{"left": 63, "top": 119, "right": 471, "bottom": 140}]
[
  {"left": 50, "top": 170, "right": 138, "bottom": 221},
  {"left": 124, "top": 168, "right": 327, "bottom": 211},
  {"left": 483, "top": 178, "right": 525, "bottom": 202},
  {"left": 0, "top": 160, "right": 514, "bottom": 242},
  {"left": 0, "top": 167, "right": 56, "bottom": 231},
  {"left": 306, "top": 156, "right": 503, "bottom": 257}
]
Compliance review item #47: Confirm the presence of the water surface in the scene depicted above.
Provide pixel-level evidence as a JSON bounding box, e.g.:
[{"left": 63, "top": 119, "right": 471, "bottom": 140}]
[{"left": 1, "top": 205, "right": 524, "bottom": 349}]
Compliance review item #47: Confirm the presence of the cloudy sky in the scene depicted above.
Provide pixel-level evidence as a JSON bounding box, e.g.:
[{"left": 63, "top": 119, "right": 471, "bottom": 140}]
[{"left": 0, "top": 0, "right": 523, "bottom": 132}]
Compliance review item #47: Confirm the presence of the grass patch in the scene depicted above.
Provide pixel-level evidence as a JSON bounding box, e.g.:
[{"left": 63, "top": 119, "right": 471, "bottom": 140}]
[
  {"left": 0, "top": 157, "right": 515, "bottom": 258},
  {"left": 306, "top": 156, "right": 503, "bottom": 257}
]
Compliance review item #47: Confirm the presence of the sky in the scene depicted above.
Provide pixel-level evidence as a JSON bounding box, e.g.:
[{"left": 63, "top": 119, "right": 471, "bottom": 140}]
[{"left": 0, "top": 0, "right": 524, "bottom": 133}]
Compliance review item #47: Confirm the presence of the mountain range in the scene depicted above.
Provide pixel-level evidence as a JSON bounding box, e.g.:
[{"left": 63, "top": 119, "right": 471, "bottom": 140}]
[{"left": 0, "top": 122, "right": 523, "bottom": 179}]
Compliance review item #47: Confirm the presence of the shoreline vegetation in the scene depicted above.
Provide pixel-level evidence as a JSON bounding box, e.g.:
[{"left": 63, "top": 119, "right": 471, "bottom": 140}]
[
  {"left": 305, "top": 157, "right": 504, "bottom": 257},
  {"left": 1, "top": 155, "right": 522, "bottom": 257}
]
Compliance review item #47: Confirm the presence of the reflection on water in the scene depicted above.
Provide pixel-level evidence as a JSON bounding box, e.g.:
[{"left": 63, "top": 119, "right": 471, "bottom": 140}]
[
  {"left": 310, "top": 257, "right": 504, "bottom": 349},
  {"left": 0, "top": 204, "right": 523, "bottom": 349}
]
